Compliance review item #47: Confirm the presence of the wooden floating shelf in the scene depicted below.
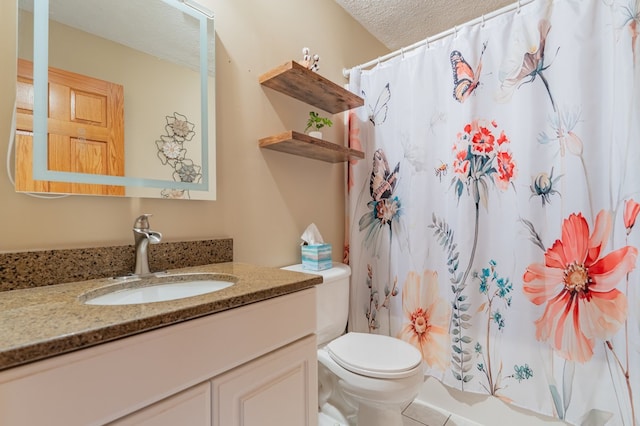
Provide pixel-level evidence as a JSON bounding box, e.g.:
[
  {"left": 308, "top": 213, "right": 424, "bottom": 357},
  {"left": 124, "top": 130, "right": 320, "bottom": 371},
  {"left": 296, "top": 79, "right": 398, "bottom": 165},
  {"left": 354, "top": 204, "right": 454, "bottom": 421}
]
[
  {"left": 259, "top": 61, "right": 364, "bottom": 114},
  {"left": 259, "top": 131, "right": 365, "bottom": 163}
]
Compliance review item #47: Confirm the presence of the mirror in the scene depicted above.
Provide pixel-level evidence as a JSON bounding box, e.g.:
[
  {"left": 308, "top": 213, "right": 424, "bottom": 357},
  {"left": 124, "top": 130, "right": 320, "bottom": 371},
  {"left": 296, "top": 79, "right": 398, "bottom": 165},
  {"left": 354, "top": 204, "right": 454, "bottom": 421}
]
[{"left": 15, "top": 0, "right": 216, "bottom": 199}]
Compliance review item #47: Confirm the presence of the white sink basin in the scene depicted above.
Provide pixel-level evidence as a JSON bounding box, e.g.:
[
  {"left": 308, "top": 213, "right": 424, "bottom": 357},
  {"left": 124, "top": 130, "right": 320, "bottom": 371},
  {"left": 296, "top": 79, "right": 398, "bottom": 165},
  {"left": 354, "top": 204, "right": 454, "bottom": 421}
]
[{"left": 83, "top": 273, "right": 236, "bottom": 306}]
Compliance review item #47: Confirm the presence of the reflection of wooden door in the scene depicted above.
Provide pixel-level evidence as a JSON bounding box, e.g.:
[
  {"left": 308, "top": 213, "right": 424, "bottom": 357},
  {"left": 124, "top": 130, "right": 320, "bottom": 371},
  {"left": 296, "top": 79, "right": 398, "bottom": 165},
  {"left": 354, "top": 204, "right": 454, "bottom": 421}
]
[{"left": 15, "top": 59, "right": 125, "bottom": 196}]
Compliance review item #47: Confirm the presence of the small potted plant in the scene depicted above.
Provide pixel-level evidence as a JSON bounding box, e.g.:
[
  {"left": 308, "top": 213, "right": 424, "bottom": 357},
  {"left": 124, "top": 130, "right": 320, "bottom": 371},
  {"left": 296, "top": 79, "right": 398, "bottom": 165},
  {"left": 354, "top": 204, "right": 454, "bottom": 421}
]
[{"left": 305, "top": 111, "right": 333, "bottom": 139}]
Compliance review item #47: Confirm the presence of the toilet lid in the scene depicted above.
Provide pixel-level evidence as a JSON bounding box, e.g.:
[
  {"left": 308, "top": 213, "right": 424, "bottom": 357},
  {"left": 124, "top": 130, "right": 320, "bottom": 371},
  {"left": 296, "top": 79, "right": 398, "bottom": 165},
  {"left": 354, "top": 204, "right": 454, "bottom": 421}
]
[{"left": 326, "top": 332, "right": 422, "bottom": 379}]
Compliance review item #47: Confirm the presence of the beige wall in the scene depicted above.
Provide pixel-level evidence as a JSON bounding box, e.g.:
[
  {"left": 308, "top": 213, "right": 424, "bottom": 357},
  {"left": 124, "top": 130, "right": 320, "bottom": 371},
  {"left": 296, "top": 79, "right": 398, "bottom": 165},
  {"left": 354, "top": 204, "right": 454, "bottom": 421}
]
[{"left": 0, "top": 0, "right": 387, "bottom": 267}]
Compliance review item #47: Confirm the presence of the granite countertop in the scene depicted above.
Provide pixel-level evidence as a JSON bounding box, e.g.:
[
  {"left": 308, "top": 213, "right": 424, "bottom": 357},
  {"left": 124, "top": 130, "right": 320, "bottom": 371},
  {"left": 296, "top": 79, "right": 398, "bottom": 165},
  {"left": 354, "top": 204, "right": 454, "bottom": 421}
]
[{"left": 0, "top": 262, "right": 322, "bottom": 372}]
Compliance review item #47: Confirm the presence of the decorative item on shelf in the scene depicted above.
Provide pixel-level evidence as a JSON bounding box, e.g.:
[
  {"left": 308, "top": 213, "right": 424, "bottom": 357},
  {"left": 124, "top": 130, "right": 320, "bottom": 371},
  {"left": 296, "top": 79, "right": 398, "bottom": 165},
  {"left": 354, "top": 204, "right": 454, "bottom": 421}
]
[
  {"left": 305, "top": 111, "right": 333, "bottom": 139},
  {"left": 299, "top": 47, "right": 320, "bottom": 72},
  {"left": 257, "top": 57, "right": 365, "bottom": 163}
]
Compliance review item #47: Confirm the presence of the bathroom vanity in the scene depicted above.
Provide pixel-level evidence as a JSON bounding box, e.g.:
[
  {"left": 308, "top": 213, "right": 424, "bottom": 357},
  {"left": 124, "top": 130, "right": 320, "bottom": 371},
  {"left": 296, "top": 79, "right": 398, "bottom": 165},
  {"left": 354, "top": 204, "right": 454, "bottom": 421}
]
[{"left": 0, "top": 262, "right": 321, "bottom": 426}]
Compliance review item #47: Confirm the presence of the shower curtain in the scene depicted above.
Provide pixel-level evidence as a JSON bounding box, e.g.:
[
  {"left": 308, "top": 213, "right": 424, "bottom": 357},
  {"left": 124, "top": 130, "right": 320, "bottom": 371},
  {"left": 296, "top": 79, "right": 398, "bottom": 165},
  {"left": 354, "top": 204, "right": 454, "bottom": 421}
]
[{"left": 345, "top": 0, "right": 640, "bottom": 424}]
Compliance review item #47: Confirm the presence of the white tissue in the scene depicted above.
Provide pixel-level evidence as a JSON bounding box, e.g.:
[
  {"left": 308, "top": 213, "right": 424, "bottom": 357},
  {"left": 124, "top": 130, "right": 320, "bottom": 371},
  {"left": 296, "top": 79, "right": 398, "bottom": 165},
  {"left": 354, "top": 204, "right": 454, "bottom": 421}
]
[{"left": 301, "top": 223, "right": 324, "bottom": 245}]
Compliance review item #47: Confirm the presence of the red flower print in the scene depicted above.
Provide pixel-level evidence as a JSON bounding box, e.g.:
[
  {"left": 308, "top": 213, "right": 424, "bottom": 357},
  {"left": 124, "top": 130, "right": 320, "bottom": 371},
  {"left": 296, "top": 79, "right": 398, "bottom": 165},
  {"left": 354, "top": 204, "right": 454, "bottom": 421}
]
[
  {"left": 453, "top": 160, "right": 470, "bottom": 177},
  {"left": 497, "top": 131, "right": 509, "bottom": 145},
  {"left": 471, "top": 126, "right": 495, "bottom": 155},
  {"left": 523, "top": 210, "right": 638, "bottom": 362},
  {"left": 495, "top": 150, "right": 517, "bottom": 190},
  {"left": 453, "top": 149, "right": 470, "bottom": 177},
  {"left": 624, "top": 198, "right": 640, "bottom": 234},
  {"left": 450, "top": 119, "right": 516, "bottom": 204}
]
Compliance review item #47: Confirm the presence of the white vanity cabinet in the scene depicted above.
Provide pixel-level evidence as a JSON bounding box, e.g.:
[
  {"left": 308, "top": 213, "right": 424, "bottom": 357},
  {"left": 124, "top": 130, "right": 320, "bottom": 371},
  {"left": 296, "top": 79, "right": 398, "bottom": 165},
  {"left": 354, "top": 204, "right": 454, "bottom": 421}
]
[
  {"left": 110, "top": 381, "right": 212, "bottom": 426},
  {"left": 212, "top": 335, "right": 316, "bottom": 426},
  {"left": 0, "top": 288, "right": 318, "bottom": 426}
]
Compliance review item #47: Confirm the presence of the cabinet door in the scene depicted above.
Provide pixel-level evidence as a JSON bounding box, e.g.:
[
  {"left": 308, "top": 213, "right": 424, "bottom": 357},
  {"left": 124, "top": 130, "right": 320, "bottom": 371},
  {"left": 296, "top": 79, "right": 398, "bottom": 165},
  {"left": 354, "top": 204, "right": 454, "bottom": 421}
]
[
  {"left": 110, "top": 382, "right": 211, "bottom": 426},
  {"left": 212, "top": 335, "right": 318, "bottom": 426}
]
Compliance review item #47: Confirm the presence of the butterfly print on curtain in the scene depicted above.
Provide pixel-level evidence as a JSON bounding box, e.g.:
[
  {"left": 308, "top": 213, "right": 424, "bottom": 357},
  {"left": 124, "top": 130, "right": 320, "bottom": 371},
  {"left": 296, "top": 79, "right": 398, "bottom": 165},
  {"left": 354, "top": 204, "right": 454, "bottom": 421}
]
[
  {"left": 362, "top": 83, "right": 391, "bottom": 125},
  {"left": 359, "top": 149, "right": 401, "bottom": 256},
  {"left": 450, "top": 42, "right": 487, "bottom": 103},
  {"left": 359, "top": 149, "right": 403, "bottom": 333}
]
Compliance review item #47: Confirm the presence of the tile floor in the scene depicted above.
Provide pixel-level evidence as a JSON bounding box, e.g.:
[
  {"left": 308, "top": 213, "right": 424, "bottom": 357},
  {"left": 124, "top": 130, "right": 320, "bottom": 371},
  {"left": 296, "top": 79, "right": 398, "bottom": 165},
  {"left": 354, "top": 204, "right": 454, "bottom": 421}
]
[
  {"left": 318, "top": 400, "right": 487, "bottom": 426},
  {"left": 402, "top": 401, "right": 451, "bottom": 426},
  {"left": 402, "top": 401, "right": 484, "bottom": 426}
]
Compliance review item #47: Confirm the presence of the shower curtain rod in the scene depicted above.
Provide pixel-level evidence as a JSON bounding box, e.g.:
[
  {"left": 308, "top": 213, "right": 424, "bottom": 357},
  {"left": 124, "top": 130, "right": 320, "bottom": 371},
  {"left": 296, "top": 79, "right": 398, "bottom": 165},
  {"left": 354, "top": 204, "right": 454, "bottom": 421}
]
[{"left": 343, "top": 0, "right": 535, "bottom": 78}]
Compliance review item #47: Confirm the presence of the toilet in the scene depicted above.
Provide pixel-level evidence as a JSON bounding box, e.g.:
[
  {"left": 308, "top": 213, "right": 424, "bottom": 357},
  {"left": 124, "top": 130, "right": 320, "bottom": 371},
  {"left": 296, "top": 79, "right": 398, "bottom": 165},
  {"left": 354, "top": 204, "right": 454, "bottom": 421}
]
[{"left": 282, "top": 263, "right": 424, "bottom": 426}]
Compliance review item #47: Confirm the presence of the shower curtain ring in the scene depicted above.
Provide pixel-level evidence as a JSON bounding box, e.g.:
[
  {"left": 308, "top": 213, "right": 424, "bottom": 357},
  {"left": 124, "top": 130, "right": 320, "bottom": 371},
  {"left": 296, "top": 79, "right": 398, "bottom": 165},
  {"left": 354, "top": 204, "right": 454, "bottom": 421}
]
[
  {"left": 517, "top": 0, "right": 522, "bottom": 13},
  {"left": 401, "top": 47, "right": 405, "bottom": 58},
  {"left": 481, "top": 14, "right": 486, "bottom": 28},
  {"left": 454, "top": 25, "right": 458, "bottom": 38}
]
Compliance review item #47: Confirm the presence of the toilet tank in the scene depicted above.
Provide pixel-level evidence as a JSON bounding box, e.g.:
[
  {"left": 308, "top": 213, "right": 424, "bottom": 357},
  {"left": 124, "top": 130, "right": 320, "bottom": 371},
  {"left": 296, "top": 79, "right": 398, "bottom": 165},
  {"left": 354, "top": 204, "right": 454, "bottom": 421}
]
[{"left": 281, "top": 263, "right": 351, "bottom": 346}]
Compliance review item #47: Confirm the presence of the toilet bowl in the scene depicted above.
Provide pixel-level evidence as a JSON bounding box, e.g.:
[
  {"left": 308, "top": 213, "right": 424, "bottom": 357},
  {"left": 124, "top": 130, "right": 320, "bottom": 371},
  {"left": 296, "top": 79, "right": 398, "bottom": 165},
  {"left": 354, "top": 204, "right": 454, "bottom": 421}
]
[{"left": 282, "top": 264, "right": 424, "bottom": 426}]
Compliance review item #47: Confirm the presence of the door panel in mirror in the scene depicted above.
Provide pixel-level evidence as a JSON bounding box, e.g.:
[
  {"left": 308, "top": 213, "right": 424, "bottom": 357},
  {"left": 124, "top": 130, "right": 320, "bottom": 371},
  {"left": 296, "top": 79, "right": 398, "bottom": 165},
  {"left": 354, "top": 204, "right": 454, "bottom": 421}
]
[{"left": 16, "top": 59, "right": 125, "bottom": 195}]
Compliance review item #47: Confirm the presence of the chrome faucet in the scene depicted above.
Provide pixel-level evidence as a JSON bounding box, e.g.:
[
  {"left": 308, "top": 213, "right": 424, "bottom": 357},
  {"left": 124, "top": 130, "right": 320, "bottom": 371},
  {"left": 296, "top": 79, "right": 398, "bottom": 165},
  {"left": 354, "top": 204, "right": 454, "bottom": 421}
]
[{"left": 133, "top": 214, "right": 162, "bottom": 276}]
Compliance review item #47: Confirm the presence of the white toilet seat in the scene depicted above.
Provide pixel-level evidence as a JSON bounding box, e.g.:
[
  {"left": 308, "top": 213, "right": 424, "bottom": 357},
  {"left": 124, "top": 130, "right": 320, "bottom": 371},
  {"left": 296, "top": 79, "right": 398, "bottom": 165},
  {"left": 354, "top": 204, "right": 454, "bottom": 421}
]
[
  {"left": 326, "top": 332, "right": 422, "bottom": 379},
  {"left": 317, "top": 342, "right": 424, "bottom": 408}
]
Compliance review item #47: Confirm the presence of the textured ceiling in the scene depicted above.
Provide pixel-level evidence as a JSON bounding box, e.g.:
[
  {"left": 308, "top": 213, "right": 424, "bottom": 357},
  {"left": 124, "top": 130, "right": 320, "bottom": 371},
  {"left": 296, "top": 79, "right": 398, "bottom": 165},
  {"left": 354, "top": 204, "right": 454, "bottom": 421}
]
[{"left": 334, "top": 0, "right": 513, "bottom": 50}]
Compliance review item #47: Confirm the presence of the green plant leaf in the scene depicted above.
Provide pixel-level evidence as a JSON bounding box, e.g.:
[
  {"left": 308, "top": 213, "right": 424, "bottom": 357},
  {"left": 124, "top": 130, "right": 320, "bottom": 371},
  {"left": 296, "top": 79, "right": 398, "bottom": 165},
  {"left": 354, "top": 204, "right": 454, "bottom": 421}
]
[
  {"left": 305, "top": 110, "right": 333, "bottom": 133},
  {"left": 549, "top": 384, "right": 564, "bottom": 419},
  {"left": 562, "top": 360, "right": 574, "bottom": 414}
]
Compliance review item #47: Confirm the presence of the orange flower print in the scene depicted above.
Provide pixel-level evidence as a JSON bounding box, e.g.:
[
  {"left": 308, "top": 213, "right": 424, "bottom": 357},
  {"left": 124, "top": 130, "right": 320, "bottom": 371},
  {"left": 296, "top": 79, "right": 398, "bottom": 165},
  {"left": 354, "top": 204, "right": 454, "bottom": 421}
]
[
  {"left": 621, "top": 3, "right": 639, "bottom": 64},
  {"left": 398, "top": 270, "right": 451, "bottom": 370},
  {"left": 347, "top": 111, "right": 362, "bottom": 192},
  {"left": 624, "top": 198, "right": 640, "bottom": 234},
  {"left": 495, "top": 150, "right": 517, "bottom": 190},
  {"left": 497, "top": 19, "right": 556, "bottom": 110},
  {"left": 453, "top": 149, "right": 470, "bottom": 177},
  {"left": 523, "top": 210, "right": 638, "bottom": 362}
]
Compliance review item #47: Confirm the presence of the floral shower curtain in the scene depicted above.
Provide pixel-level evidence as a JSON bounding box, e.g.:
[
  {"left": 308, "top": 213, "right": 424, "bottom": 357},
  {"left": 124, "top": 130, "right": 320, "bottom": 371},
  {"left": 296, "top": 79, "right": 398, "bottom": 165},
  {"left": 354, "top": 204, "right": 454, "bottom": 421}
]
[{"left": 345, "top": 0, "right": 640, "bottom": 424}]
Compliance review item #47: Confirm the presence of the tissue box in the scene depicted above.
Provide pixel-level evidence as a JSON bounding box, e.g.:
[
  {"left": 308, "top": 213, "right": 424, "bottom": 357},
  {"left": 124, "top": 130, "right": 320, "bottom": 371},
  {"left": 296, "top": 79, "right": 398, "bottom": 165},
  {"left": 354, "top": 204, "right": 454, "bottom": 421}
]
[{"left": 301, "top": 244, "right": 332, "bottom": 271}]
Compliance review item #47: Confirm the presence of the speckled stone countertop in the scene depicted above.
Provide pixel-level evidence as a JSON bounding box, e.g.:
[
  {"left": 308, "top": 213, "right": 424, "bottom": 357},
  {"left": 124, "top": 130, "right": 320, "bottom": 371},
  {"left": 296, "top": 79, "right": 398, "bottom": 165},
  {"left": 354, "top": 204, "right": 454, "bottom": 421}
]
[
  {"left": 0, "top": 262, "right": 322, "bottom": 371},
  {"left": 0, "top": 239, "right": 234, "bottom": 291}
]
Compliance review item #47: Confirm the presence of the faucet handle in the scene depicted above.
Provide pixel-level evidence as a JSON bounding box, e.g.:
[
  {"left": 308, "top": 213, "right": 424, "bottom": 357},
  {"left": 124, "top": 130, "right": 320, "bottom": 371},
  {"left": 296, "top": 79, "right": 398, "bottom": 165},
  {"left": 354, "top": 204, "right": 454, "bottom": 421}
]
[{"left": 133, "top": 214, "right": 153, "bottom": 230}]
